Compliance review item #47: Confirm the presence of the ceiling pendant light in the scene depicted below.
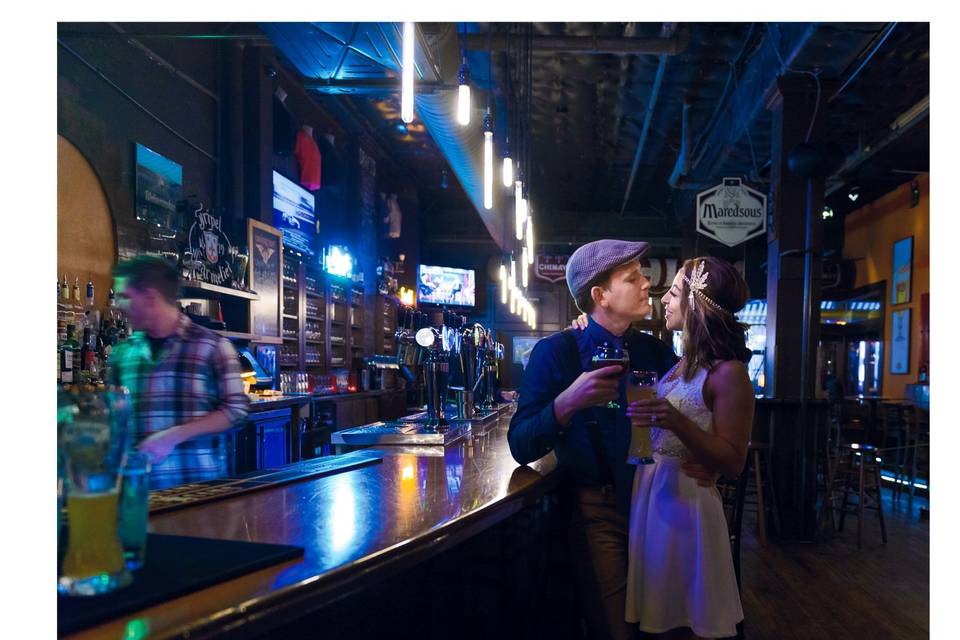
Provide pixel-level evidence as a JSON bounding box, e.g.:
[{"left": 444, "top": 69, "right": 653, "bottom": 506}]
[
  {"left": 515, "top": 179, "right": 524, "bottom": 240},
  {"left": 401, "top": 22, "right": 415, "bottom": 124},
  {"left": 499, "top": 263, "right": 508, "bottom": 305},
  {"left": 502, "top": 137, "right": 514, "bottom": 187},
  {"left": 457, "top": 59, "right": 471, "bottom": 126},
  {"left": 483, "top": 110, "right": 494, "bottom": 210},
  {"left": 521, "top": 247, "right": 529, "bottom": 287},
  {"left": 526, "top": 217, "right": 535, "bottom": 265}
]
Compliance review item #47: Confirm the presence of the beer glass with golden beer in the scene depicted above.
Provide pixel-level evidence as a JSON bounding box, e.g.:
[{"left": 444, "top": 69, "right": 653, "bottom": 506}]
[
  {"left": 58, "top": 386, "right": 133, "bottom": 596},
  {"left": 626, "top": 371, "right": 658, "bottom": 464}
]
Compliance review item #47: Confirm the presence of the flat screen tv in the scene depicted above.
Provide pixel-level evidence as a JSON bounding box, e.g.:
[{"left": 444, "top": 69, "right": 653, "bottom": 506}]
[
  {"left": 272, "top": 171, "right": 316, "bottom": 256},
  {"left": 417, "top": 265, "right": 476, "bottom": 307}
]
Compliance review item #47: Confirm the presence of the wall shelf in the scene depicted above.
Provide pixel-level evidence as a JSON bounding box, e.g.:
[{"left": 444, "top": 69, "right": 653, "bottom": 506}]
[
  {"left": 215, "top": 330, "right": 260, "bottom": 341},
  {"left": 182, "top": 280, "right": 260, "bottom": 301}
]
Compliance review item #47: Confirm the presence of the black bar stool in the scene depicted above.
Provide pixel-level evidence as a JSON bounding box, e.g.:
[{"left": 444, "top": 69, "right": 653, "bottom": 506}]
[
  {"left": 742, "top": 442, "right": 781, "bottom": 546},
  {"left": 827, "top": 442, "right": 887, "bottom": 549}
]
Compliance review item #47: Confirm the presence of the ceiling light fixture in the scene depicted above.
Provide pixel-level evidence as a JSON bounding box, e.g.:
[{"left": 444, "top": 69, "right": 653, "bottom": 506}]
[
  {"left": 483, "top": 110, "right": 493, "bottom": 210},
  {"left": 457, "top": 61, "right": 471, "bottom": 126},
  {"left": 847, "top": 186, "right": 860, "bottom": 202},
  {"left": 502, "top": 137, "right": 513, "bottom": 187},
  {"left": 515, "top": 179, "right": 525, "bottom": 240},
  {"left": 499, "top": 263, "right": 508, "bottom": 305},
  {"left": 401, "top": 22, "right": 415, "bottom": 124}
]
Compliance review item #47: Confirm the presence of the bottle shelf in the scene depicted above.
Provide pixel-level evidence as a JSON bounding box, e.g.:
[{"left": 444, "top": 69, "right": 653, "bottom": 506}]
[
  {"left": 182, "top": 281, "right": 259, "bottom": 301},
  {"left": 214, "top": 330, "right": 260, "bottom": 341}
]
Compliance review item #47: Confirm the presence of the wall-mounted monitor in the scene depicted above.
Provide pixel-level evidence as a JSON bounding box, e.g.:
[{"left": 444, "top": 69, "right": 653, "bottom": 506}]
[
  {"left": 417, "top": 265, "right": 476, "bottom": 307},
  {"left": 272, "top": 170, "right": 316, "bottom": 256}
]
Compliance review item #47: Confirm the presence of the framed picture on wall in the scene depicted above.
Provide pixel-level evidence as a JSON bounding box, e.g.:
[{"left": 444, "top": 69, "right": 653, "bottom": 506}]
[
  {"left": 134, "top": 143, "right": 183, "bottom": 239},
  {"left": 891, "top": 236, "right": 913, "bottom": 305},
  {"left": 513, "top": 335, "right": 543, "bottom": 368},
  {"left": 248, "top": 219, "right": 283, "bottom": 344},
  {"left": 890, "top": 308, "right": 911, "bottom": 374}
]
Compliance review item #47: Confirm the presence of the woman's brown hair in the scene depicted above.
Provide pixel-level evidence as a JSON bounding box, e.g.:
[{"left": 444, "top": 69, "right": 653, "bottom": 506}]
[{"left": 677, "top": 256, "right": 752, "bottom": 380}]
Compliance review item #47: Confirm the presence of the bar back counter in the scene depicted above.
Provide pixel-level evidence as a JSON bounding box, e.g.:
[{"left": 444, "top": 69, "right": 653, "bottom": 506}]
[{"left": 62, "top": 404, "right": 569, "bottom": 639}]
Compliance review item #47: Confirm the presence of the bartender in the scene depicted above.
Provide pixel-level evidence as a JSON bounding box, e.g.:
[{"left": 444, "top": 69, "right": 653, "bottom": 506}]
[{"left": 107, "top": 255, "right": 250, "bottom": 489}]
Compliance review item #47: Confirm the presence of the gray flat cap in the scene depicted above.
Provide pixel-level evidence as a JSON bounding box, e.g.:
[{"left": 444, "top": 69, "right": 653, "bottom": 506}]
[{"left": 566, "top": 239, "right": 650, "bottom": 299}]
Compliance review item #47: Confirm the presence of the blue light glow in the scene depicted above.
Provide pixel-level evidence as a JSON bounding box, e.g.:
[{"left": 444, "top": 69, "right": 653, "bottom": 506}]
[
  {"left": 324, "top": 245, "right": 353, "bottom": 278},
  {"left": 327, "top": 473, "right": 358, "bottom": 562},
  {"left": 880, "top": 471, "right": 928, "bottom": 490}
]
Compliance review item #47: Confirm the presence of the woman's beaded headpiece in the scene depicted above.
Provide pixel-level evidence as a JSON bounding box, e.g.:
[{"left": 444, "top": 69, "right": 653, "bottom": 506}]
[{"left": 681, "top": 261, "right": 731, "bottom": 315}]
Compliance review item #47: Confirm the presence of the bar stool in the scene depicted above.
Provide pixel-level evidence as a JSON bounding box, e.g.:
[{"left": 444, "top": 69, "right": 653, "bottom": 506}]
[
  {"left": 897, "top": 405, "right": 930, "bottom": 504},
  {"left": 874, "top": 402, "right": 908, "bottom": 496},
  {"left": 742, "top": 442, "right": 781, "bottom": 547},
  {"left": 831, "top": 442, "right": 887, "bottom": 549},
  {"left": 718, "top": 461, "right": 748, "bottom": 640}
]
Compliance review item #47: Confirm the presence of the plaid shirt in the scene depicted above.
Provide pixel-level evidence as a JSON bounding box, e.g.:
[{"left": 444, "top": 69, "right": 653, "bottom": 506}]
[{"left": 107, "top": 314, "right": 249, "bottom": 489}]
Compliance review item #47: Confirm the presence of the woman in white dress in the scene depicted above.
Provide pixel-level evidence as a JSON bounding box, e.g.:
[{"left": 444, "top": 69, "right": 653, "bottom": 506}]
[{"left": 624, "top": 257, "right": 755, "bottom": 639}]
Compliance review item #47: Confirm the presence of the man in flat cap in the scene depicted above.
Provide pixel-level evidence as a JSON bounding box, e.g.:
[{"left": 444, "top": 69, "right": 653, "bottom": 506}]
[{"left": 508, "top": 239, "right": 718, "bottom": 640}]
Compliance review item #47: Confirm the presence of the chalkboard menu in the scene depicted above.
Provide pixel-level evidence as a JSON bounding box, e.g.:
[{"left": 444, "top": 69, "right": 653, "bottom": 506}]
[{"left": 248, "top": 219, "right": 283, "bottom": 344}]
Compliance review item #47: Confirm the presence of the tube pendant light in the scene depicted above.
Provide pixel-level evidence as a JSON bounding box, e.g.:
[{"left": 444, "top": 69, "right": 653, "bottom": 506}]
[
  {"left": 401, "top": 22, "right": 415, "bottom": 124},
  {"left": 457, "top": 64, "right": 471, "bottom": 126},
  {"left": 499, "top": 263, "right": 508, "bottom": 305},
  {"left": 483, "top": 111, "right": 493, "bottom": 210},
  {"left": 514, "top": 179, "right": 524, "bottom": 240}
]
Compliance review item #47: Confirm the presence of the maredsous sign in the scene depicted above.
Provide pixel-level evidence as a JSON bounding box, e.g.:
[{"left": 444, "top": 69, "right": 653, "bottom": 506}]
[{"left": 696, "top": 177, "right": 767, "bottom": 247}]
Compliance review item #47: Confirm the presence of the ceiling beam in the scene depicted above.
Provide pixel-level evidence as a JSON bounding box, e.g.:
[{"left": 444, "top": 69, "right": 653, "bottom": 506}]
[
  {"left": 304, "top": 78, "right": 455, "bottom": 94},
  {"left": 465, "top": 33, "right": 689, "bottom": 55},
  {"left": 682, "top": 22, "right": 820, "bottom": 185}
]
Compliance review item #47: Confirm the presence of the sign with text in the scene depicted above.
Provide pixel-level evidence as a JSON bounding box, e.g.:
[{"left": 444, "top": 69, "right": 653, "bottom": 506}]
[
  {"left": 185, "top": 205, "right": 238, "bottom": 288},
  {"left": 535, "top": 255, "right": 569, "bottom": 283},
  {"left": 696, "top": 178, "right": 767, "bottom": 247}
]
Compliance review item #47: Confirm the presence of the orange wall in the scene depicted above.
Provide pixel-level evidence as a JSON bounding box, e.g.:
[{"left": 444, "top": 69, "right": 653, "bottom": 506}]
[{"left": 843, "top": 174, "right": 929, "bottom": 398}]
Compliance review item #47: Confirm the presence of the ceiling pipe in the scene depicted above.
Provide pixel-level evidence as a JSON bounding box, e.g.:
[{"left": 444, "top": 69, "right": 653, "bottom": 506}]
[
  {"left": 465, "top": 32, "right": 689, "bottom": 55},
  {"left": 304, "top": 78, "right": 455, "bottom": 93},
  {"left": 824, "top": 95, "right": 928, "bottom": 196},
  {"left": 667, "top": 101, "right": 692, "bottom": 188},
  {"left": 620, "top": 24, "right": 676, "bottom": 216},
  {"left": 828, "top": 22, "right": 898, "bottom": 104}
]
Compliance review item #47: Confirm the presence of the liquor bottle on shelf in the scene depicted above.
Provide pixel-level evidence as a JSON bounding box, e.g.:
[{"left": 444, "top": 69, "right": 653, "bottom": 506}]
[
  {"left": 60, "top": 324, "right": 78, "bottom": 385},
  {"left": 84, "top": 277, "right": 101, "bottom": 337},
  {"left": 71, "top": 276, "right": 86, "bottom": 333},
  {"left": 59, "top": 275, "right": 73, "bottom": 341},
  {"left": 79, "top": 327, "right": 100, "bottom": 383}
]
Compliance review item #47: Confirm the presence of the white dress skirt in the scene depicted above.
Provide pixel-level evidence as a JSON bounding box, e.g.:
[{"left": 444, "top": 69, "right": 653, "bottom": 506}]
[{"left": 625, "top": 365, "right": 744, "bottom": 638}]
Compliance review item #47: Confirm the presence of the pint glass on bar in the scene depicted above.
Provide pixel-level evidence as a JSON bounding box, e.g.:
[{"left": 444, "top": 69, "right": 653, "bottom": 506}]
[
  {"left": 58, "top": 387, "right": 133, "bottom": 596},
  {"left": 626, "top": 371, "right": 657, "bottom": 465}
]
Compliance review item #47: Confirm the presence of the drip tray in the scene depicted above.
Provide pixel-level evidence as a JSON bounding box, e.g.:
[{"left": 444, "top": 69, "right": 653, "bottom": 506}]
[
  {"left": 402, "top": 406, "right": 500, "bottom": 425},
  {"left": 331, "top": 420, "right": 472, "bottom": 446}
]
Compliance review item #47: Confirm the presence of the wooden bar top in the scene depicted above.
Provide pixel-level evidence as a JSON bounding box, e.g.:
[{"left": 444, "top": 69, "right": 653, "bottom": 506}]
[{"left": 66, "top": 406, "right": 558, "bottom": 640}]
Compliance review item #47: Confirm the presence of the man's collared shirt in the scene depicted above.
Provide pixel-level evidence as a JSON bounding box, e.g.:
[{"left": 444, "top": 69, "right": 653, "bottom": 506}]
[
  {"left": 508, "top": 316, "right": 678, "bottom": 513},
  {"left": 107, "top": 314, "right": 250, "bottom": 489}
]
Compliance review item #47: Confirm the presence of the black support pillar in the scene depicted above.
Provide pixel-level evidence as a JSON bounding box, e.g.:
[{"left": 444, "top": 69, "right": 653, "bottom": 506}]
[{"left": 764, "top": 75, "right": 827, "bottom": 541}]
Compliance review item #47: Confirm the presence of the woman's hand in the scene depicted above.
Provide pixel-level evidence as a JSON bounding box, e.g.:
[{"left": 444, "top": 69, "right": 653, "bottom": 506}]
[
  {"left": 570, "top": 313, "right": 589, "bottom": 330},
  {"left": 626, "top": 398, "right": 688, "bottom": 434}
]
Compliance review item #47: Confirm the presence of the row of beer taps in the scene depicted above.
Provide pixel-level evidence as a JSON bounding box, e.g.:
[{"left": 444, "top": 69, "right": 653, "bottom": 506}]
[{"left": 394, "top": 307, "right": 504, "bottom": 430}]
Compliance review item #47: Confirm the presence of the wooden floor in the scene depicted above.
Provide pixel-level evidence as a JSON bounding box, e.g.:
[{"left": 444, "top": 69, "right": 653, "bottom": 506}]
[{"left": 740, "top": 488, "right": 929, "bottom": 640}]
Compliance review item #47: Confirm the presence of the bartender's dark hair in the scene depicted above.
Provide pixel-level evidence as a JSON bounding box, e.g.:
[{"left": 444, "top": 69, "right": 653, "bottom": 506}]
[
  {"left": 678, "top": 256, "right": 752, "bottom": 381},
  {"left": 114, "top": 255, "right": 180, "bottom": 304}
]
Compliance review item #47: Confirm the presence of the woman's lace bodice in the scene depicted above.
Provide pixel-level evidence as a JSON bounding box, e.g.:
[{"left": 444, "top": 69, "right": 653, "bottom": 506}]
[{"left": 651, "top": 364, "right": 713, "bottom": 459}]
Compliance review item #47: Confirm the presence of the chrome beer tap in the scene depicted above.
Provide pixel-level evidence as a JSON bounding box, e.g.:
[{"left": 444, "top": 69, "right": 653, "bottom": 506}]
[{"left": 415, "top": 325, "right": 450, "bottom": 431}]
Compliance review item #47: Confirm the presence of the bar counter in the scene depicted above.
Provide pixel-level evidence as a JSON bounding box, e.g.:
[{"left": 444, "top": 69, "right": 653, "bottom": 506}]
[{"left": 67, "top": 405, "right": 559, "bottom": 640}]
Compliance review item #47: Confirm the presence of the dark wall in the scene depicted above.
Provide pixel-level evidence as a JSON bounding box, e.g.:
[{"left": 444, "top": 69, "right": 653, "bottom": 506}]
[
  {"left": 58, "top": 25, "right": 226, "bottom": 258},
  {"left": 58, "top": 24, "right": 413, "bottom": 301}
]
